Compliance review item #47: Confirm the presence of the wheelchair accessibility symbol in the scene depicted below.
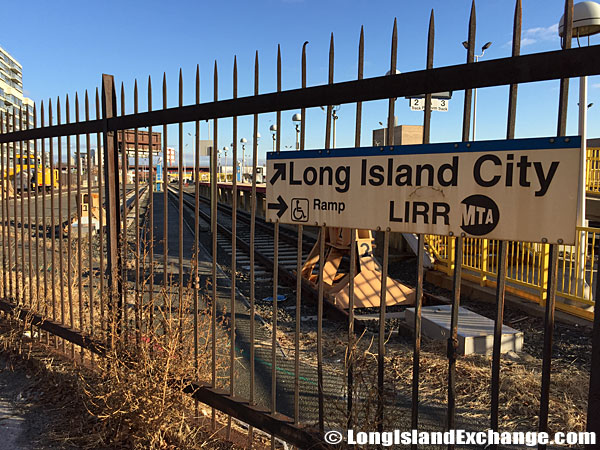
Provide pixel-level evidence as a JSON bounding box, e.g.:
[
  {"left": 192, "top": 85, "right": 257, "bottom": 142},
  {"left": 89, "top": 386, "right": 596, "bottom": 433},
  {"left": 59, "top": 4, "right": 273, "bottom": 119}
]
[{"left": 291, "top": 198, "right": 309, "bottom": 222}]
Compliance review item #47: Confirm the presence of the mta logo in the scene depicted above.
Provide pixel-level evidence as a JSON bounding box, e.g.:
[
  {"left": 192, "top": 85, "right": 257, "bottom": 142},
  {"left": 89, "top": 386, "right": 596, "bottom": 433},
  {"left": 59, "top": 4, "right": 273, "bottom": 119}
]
[{"left": 460, "top": 195, "right": 499, "bottom": 236}]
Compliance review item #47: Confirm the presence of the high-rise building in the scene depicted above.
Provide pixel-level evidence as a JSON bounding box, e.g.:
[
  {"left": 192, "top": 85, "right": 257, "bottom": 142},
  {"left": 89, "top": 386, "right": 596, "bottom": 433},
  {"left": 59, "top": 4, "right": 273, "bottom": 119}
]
[
  {"left": 0, "top": 45, "right": 34, "bottom": 131},
  {"left": 0, "top": 45, "right": 34, "bottom": 162}
]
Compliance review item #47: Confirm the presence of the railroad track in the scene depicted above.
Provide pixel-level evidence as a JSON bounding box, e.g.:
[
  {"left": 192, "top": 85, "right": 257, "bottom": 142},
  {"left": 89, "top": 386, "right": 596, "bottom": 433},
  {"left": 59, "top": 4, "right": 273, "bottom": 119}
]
[
  {"left": 167, "top": 186, "right": 374, "bottom": 329},
  {"left": 168, "top": 186, "right": 453, "bottom": 327},
  {"left": 160, "top": 186, "right": 352, "bottom": 426}
]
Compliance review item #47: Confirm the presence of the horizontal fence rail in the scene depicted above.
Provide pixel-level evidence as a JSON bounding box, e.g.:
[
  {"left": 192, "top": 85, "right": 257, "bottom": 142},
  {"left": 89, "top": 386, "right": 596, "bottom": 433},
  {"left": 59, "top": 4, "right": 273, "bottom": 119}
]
[{"left": 1, "top": 46, "right": 600, "bottom": 144}]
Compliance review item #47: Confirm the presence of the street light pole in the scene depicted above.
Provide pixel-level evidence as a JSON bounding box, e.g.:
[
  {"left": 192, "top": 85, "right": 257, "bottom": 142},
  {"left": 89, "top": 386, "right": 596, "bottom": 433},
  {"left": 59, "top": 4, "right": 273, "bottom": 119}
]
[
  {"left": 183, "top": 145, "right": 188, "bottom": 184},
  {"left": 292, "top": 113, "right": 301, "bottom": 150},
  {"left": 230, "top": 142, "right": 234, "bottom": 181},
  {"left": 270, "top": 124, "right": 277, "bottom": 151},
  {"left": 253, "top": 132, "right": 261, "bottom": 182},
  {"left": 472, "top": 60, "right": 478, "bottom": 141},
  {"left": 579, "top": 75, "right": 588, "bottom": 228},
  {"left": 332, "top": 105, "right": 340, "bottom": 149},
  {"left": 463, "top": 41, "right": 492, "bottom": 141},
  {"left": 240, "top": 137, "right": 247, "bottom": 182},
  {"left": 558, "top": 1, "right": 600, "bottom": 303},
  {"left": 223, "top": 146, "right": 229, "bottom": 181},
  {"left": 319, "top": 106, "right": 340, "bottom": 148}
]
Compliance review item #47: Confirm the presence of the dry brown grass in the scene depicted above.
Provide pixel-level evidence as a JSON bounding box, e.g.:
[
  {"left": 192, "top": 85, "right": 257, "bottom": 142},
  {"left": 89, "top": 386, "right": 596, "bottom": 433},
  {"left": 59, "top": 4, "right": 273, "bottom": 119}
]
[
  {"left": 324, "top": 330, "right": 589, "bottom": 435},
  {"left": 0, "top": 211, "right": 249, "bottom": 449},
  {"left": 258, "top": 295, "right": 589, "bottom": 436},
  {"left": 391, "top": 343, "right": 588, "bottom": 432},
  {"left": 78, "top": 294, "right": 228, "bottom": 449},
  {"left": 0, "top": 273, "right": 241, "bottom": 449}
]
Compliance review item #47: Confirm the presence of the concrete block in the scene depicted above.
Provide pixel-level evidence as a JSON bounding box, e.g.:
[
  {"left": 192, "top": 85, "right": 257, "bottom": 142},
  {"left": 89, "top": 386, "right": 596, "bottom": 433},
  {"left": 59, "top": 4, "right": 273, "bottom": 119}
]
[{"left": 405, "top": 305, "right": 523, "bottom": 355}]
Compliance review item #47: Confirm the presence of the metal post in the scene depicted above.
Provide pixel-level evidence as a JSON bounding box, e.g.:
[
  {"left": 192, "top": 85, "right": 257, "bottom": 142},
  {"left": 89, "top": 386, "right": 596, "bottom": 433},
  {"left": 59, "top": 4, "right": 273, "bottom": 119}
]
[
  {"left": 587, "top": 235, "right": 600, "bottom": 446},
  {"left": 412, "top": 12, "right": 434, "bottom": 443},
  {"left": 101, "top": 74, "right": 123, "bottom": 346},
  {"left": 211, "top": 61, "right": 219, "bottom": 431},
  {"left": 296, "top": 40, "right": 308, "bottom": 428},
  {"left": 120, "top": 87, "right": 128, "bottom": 337},
  {"left": 147, "top": 79, "right": 154, "bottom": 336},
  {"left": 538, "top": 244, "right": 559, "bottom": 450},
  {"left": 96, "top": 90, "right": 106, "bottom": 340},
  {"left": 472, "top": 57, "right": 478, "bottom": 141},
  {"left": 580, "top": 82, "right": 588, "bottom": 167},
  {"left": 231, "top": 58, "right": 238, "bottom": 398},
  {"left": 577, "top": 75, "right": 588, "bottom": 297},
  {"left": 271, "top": 46, "right": 282, "bottom": 450},
  {"left": 490, "top": 3, "right": 521, "bottom": 444}
]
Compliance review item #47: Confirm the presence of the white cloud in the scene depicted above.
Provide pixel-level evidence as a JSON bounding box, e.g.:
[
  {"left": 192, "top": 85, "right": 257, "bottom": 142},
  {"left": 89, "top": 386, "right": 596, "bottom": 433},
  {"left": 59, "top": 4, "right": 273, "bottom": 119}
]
[
  {"left": 521, "top": 23, "right": 559, "bottom": 46},
  {"left": 520, "top": 38, "right": 537, "bottom": 47},
  {"left": 592, "top": 83, "right": 600, "bottom": 89},
  {"left": 503, "top": 23, "right": 558, "bottom": 48}
]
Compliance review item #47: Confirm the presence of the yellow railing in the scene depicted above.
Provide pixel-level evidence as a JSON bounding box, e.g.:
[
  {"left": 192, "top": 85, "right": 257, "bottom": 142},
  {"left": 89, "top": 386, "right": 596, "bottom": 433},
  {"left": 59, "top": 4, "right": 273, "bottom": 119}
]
[
  {"left": 425, "top": 227, "right": 597, "bottom": 320},
  {"left": 586, "top": 147, "right": 600, "bottom": 194}
]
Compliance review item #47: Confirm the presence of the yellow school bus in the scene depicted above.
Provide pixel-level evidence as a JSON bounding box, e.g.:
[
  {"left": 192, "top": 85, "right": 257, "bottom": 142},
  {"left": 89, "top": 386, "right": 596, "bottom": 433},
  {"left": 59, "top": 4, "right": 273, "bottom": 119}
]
[{"left": 6, "top": 154, "right": 60, "bottom": 191}]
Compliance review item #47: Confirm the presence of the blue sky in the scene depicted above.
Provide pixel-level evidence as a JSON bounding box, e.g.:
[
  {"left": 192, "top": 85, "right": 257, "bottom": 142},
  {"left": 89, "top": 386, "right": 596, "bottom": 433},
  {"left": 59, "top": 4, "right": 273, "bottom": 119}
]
[{"left": 2, "top": 0, "right": 598, "bottom": 166}]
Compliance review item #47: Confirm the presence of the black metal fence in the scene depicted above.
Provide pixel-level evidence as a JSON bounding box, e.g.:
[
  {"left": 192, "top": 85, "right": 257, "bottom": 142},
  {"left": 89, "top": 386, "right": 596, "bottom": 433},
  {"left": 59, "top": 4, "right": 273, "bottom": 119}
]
[{"left": 0, "top": 0, "right": 600, "bottom": 448}]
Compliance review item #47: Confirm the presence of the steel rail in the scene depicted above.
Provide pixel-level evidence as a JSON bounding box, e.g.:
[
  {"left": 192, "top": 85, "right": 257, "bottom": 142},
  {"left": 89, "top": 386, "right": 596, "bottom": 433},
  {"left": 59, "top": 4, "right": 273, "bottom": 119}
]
[{"left": 188, "top": 188, "right": 314, "bottom": 254}]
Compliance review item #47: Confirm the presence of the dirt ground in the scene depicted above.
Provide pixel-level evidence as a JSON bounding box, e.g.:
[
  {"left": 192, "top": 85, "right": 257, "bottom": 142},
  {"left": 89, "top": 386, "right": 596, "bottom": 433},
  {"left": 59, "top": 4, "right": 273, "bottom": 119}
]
[{"left": 0, "top": 351, "right": 82, "bottom": 450}]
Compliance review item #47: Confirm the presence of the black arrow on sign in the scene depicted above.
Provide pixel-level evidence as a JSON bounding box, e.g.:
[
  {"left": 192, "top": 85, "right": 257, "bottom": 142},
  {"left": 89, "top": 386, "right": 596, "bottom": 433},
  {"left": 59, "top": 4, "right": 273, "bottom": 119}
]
[
  {"left": 268, "top": 195, "right": 288, "bottom": 218},
  {"left": 269, "top": 163, "right": 286, "bottom": 185}
]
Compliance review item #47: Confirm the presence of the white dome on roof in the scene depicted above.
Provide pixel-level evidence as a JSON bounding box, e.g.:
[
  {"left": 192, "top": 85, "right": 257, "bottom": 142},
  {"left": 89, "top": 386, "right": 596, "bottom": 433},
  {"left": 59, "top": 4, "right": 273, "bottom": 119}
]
[{"left": 559, "top": 1, "right": 600, "bottom": 37}]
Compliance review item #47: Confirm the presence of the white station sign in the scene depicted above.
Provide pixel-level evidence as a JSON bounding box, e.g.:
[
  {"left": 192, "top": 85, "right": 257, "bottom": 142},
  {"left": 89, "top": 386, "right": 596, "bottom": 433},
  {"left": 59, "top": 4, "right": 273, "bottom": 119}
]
[{"left": 266, "top": 137, "right": 581, "bottom": 244}]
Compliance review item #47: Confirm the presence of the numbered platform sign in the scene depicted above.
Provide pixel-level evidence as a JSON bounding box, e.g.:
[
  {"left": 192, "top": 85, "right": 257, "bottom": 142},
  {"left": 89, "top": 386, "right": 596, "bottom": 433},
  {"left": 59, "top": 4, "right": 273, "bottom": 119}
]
[
  {"left": 266, "top": 136, "right": 581, "bottom": 244},
  {"left": 410, "top": 97, "right": 448, "bottom": 111}
]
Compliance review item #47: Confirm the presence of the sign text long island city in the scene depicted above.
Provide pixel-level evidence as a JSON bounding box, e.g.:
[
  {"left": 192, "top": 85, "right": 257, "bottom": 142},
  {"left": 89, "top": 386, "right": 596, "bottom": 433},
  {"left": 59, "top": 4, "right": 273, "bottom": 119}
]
[{"left": 266, "top": 137, "right": 581, "bottom": 244}]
